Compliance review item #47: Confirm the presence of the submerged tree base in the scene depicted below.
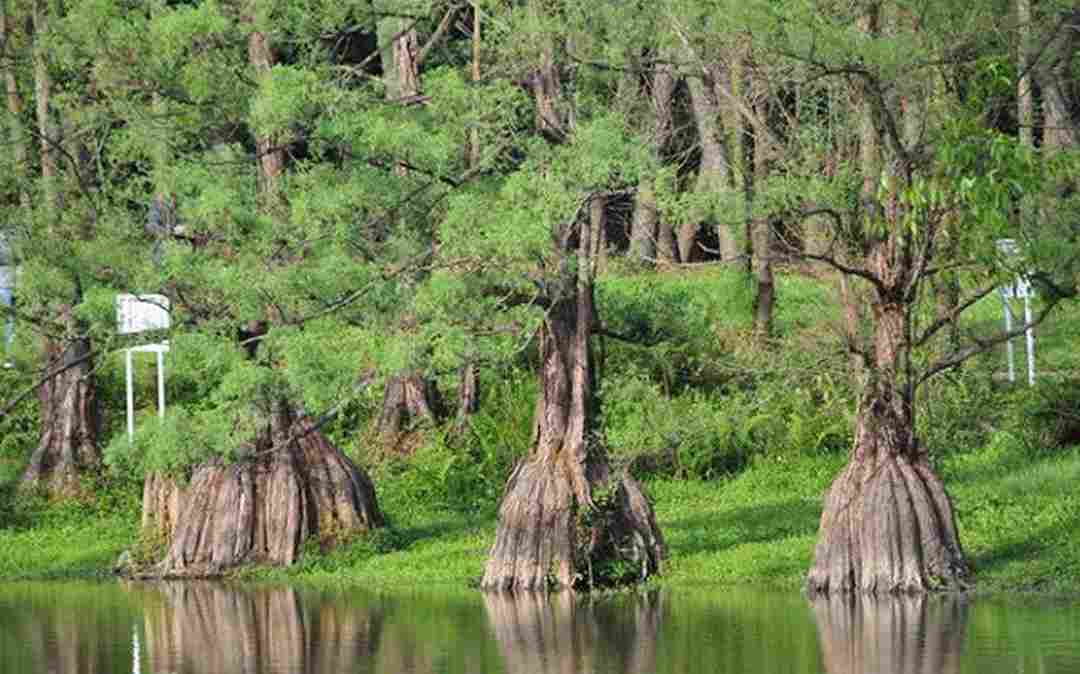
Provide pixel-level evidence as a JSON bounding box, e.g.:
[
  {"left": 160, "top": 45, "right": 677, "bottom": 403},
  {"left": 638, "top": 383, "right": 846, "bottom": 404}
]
[
  {"left": 807, "top": 452, "right": 969, "bottom": 595},
  {"left": 138, "top": 403, "right": 383, "bottom": 577},
  {"left": 481, "top": 458, "right": 665, "bottom": 592}
]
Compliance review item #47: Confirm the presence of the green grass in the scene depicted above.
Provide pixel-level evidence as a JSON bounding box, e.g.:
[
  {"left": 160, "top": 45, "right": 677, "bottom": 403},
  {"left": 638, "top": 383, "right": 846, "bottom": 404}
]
[
  {"left": 1, "top": 445, "right": 1078, "bottom": 594},
  {"left": 1, "top": 268, "right": 1079, "bottom": 595},
  {"left": 0, "top": 476, "right": 141, "bottom": 580}
]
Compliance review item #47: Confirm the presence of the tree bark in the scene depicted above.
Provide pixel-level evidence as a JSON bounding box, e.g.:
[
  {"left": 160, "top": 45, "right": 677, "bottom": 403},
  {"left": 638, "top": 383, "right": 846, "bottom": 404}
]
[
  {"left": 683, "top": 54, "right": 738, "bottom": 262},
  {"left": 630, "top": 57, "right": 677, "bottom": 266},
  {"left": 22, "top": 2, "right": 101, "bottom": 496},
  {"left": 454, "top": 361, "right": 480, "bottom": 434},
  {"left": 22, "top": 334, "right": 100, "bottom": 496},
  {"left": 140, "top": 16, "right": 384, "bottom": 574},
  {"left": 248, "top": 27, "right": 284, "bottom": 212},
  {"left": 808, "top": 284, "right": 968, "bottom": 595},
  {"left": 481, "top": 207, "right": 665, "bottom": 592},
  {"left": 376, "top": 372, "right": 443, "bottom": 439},
  {"left": 1, "top": 1, "right": 29, "bottom": 210},
  {"left": 378, "top": 17, "right": 420, "bottom": 101},
  {"left": 31, "top": 0, "right": 59, "bottom": 211},
  {"left": 589, "top": 193, "right": 607, "bottom": 275},
  {"left": 152, "top": 402, "right": 383, "bottom": 576},
  {"left": 809, "top": 9, "right": 969, "bottom": 592},
  {"left": 750, "top": 70, "right": 774, "bottom": 337}
]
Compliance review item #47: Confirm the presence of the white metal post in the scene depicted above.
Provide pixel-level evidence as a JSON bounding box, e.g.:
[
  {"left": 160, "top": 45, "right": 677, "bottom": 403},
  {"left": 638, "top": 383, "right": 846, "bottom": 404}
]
[
  {"left": 126, "top": 349, "right": 135, "bottom": 442},
  {"left": 156, "top": 348, "right": 166, "bottom": 419},
  {"left": 1024, "top": 293, "right": 1036, "bottom": 386},
  {"left": 1002, "top": 295, "right": 1016, "bottom": 383}
]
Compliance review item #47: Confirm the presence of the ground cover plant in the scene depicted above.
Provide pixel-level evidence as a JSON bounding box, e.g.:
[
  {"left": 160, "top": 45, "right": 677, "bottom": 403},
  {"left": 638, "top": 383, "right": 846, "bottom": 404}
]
[{"left": 2, "top": 268, "right": 1078, "bottom": 594}]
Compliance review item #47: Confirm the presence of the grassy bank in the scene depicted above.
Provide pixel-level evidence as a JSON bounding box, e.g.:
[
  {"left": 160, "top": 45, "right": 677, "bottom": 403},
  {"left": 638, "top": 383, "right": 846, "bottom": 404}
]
[
  {"left": 2, "top": 439, "right": 1077, "bottom": 594},
  {"left": 1, "top": 268, "right": 1078, "bottom": 594}
]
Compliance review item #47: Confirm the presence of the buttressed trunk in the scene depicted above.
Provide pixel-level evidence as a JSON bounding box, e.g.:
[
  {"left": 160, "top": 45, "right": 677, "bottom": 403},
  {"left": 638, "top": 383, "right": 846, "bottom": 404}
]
[
  {"left": 376, "top": 372, "right": 443, "bottom": 439},
  {"left": 22, "top": 334, "right": 100, "bottom": 496},
  {"left": 139, "top": 21, "right": 383, "bottom": 576},
  {"left": 482, "top": 209, "right": 665, "bottom": 592},
  {"left": 808, "top": 280, "right": 968, "bottom": 594},
  {"left": 149, "top": 401, "right": 383, "bottom": 576}
]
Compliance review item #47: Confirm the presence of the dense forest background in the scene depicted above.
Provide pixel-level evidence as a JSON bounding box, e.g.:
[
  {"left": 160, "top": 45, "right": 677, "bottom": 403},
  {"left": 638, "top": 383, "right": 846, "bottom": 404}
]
[{"left": 0, "top": 0, "right": 1078, "bottom": 592}]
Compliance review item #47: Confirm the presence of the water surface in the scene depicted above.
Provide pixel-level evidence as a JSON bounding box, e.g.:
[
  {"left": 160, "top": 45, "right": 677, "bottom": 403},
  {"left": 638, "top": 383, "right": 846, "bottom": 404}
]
[{"left": 0, "top": 581, "right": 1077, "bottom": 673}]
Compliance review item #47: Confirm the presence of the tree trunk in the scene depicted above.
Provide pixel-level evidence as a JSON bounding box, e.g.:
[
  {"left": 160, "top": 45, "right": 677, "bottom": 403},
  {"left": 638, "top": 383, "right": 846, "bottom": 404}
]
[
  {"left": 750, "top": 74, "right": 774, "bottom": 337},
  {"left": 807, "top": 299, "right": 968, "bottom": 594},
  {"left": 630, "top": 57, "right": 676, "bottom": 266},
  {"left": 22, "top": 335, "right": 100, "bottom": 496},
  {"left": 376, "top": 372, "right": 443, "bottom": 439},
  {"left": 589, "top": 194, "right": 607, "bottom": 275},
  {"left": 683, "top": 55, "right": 738, "bottom": 262},
  {"left": 482, "top": 210, "right": 664, "bottom": 592},
  {"left": 454, "top": 361, "right": 480, "bottom": 434},
  {"left": 1, "top": 1, "right": 29, "bottom": 211},
  {"left": 151, "top": 402, "right": 383, "bottom": 576},
  {"left": 139, "top": 17, "right": 383, "bottom": 575},
  {"left": 378, "top": 17, "right": 420, "bottom": 101},
  {"left": 31, "top": 0, "right": 59, "bottom": 212},
  {"left": 22, "top": 3, "right": 101, "bottom": 496},
  {"left": 248, "top": 27, "right": 285, "bottom": 211}
]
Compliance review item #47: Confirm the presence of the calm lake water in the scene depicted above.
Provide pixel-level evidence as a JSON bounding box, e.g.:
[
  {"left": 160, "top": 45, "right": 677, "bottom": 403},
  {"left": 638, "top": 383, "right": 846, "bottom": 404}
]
[{"left": 0, "top": 581, "right": 1078, "bottom": 673}]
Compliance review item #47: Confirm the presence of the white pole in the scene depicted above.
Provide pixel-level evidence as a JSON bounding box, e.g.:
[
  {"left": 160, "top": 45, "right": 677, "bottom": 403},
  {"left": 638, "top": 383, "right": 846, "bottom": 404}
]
[
  {"left": 156, "top": 348, "right": 166, "bottom": 419},
  {"left": 132, "top": 625, "right": 140, "bottom": 674},
  {"left": 1002, "top": 295, "right": 1016, "bottom": 383},
  {"left": 126, "top": 349, "right": 135, "bottom": 443},
  {"left": 1024, "top": 293, "right": 1036, "bottom": 386}
]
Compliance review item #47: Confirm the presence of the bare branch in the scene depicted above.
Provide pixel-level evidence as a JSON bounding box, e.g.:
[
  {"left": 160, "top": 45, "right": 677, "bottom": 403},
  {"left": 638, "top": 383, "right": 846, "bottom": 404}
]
[{"left": 917, "top": 297, "right": 1062, "bottom": 388}]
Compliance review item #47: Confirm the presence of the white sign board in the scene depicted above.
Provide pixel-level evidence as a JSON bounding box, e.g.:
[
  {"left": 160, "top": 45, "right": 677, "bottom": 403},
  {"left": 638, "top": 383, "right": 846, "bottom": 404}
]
[{"left": 116, "top": 294, "right": 170, "bottom": 335}]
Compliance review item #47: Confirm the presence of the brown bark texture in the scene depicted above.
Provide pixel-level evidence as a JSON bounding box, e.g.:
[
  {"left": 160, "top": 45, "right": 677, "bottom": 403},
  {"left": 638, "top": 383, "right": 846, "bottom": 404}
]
[
  {"left": 1, "top": 2, "right": 29, "bottom": 209},
  {"left": 383, "top": 20, "right": 420, "bottom": 101},
  {"left": 481, "top": 209, "right": 665, "bottom": 592},
  {"left": 808, "top": 289, "right": 968, "bottom": 594},
  {"left": 806, "top": 4, "right": 967, "bottom": 595},
  {"left": 630, "top": 56, "right": 677, "bottom": 265},
  {"left": 376, "top": 372, "right": 443, "bottom": 438},
  {"left": 22, "top": 336, "right": 100, "bottom": 496},
  {"left": 812, "top": 594, "right": 968, "bottom": 674},
  {"left": 682, "top": 53, "right": 738, "bottom": 262},
  {"left": 454, "top": 361, "right": 480, "bottom": 433},
  {"left": 147, "top": 402, "right": 383, "bottom": 577},
  {"left": 248, "top": 29, "right": 285, "bottom": 210}
]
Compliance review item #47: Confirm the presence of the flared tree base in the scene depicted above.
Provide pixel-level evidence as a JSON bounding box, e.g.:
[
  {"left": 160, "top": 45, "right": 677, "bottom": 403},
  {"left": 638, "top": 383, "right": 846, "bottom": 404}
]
[
  {"left": 145, "top": 406, "right": 383, "bottom": 577},
  {"left": 807, "top": 453, "right": 969, "bottom": 595},
  {"left": 481, "top": 458, "right": 665, "bottom": 592}
]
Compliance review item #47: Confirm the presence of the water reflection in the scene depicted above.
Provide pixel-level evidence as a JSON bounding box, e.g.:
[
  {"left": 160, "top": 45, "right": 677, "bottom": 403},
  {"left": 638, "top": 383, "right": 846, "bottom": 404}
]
[
  {"left": 142, "top": 582, "right": 382, "bottom": 674},
  {"left": 0, "top": 582, "right": 141, "bottom": 674},
  {"left": 812, "top": 594, "right": 969, "bottom": 674},
  {"left": 483, "top": 591, "right": 662, "bottom": 674},
  {"left": 1, "top": 580, "right": 1079, "bottom": 674}
]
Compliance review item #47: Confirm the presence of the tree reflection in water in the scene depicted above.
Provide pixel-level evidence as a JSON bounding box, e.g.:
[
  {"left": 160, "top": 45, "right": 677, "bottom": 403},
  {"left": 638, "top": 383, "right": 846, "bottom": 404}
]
[
  {"left": 141, "top": 582, "right": 382, "bottom": 674},
  {"left": 812, "top": 594, "right": 969, "bottom": 674},
  {"left": 483, "top": 590, "right": 663, "bottom": 674}
]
